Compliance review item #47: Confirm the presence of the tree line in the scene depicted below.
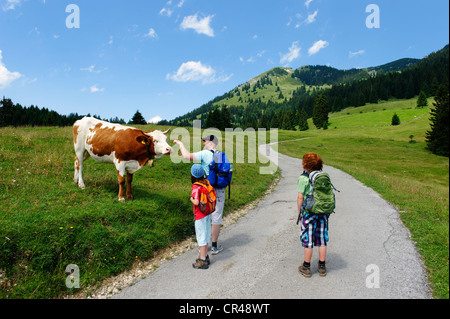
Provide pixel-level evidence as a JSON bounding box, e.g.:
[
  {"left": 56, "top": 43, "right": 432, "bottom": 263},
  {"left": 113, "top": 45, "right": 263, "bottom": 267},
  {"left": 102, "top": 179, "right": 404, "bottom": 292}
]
[
  {"left": 0, "top": 98, "right": 152, "bottom": 128},
  {"left": 168, "top": 45, "right": 448, "bottom": 131},
  {"left": 0, "top": 98, "right": 84, "bottom": 127}
]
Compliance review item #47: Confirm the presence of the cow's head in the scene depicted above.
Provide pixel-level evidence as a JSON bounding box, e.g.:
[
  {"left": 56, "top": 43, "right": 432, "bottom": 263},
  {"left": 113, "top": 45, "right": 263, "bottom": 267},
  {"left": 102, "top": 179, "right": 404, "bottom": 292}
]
[{"left": 137, "top": 128, "right": 172, "bottom": 158}]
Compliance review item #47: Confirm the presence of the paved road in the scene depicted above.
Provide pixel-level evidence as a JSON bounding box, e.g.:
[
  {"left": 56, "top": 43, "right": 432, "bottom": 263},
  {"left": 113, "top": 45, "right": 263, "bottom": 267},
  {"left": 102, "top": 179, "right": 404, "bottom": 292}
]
[{"left": 113, "top": 143, "right": 431, "bottom": 299}]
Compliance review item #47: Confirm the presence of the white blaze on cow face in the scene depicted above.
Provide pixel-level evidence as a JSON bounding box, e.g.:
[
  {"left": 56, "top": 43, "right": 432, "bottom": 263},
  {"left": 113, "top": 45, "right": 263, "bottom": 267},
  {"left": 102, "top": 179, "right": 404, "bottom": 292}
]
[{"left": 146, "top": 129, "right": 172, "bottom": 158}]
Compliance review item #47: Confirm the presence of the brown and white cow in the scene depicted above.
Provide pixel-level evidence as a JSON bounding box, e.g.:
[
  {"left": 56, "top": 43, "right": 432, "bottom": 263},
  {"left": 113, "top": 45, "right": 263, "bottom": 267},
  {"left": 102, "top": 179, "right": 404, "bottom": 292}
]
[{"left": 73, "top": 117, "right": 172, "bottom": 201}]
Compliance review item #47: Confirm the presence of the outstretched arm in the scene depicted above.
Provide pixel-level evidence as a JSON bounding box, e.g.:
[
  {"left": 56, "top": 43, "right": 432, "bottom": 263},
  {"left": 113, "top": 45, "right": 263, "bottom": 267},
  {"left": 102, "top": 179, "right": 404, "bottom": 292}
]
[{"left": 173, "top": 140, "right": 196, "bottom": 161}]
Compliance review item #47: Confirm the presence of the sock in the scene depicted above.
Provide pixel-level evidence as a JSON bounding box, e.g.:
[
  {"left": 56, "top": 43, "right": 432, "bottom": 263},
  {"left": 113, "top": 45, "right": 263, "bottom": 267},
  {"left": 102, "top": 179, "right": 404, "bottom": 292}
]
[
  {"left": 201, "top": 256, "right": 206, "bottom": 261},
  {"left": 212, "top": 242, "right": 217, "bottom": 248},
  {"left": 303, "top": 261, "right": 311, "bottom": 268},
  {"left": 319, "top": 260, "right": 326, "bottom": 265}
]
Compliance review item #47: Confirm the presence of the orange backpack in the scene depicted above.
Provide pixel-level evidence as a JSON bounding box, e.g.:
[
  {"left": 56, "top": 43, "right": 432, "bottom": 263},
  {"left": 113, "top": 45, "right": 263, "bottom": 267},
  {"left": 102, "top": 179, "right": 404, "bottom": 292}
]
[{"left": 194, "top": 181, "right": 217, "bottom": 215}]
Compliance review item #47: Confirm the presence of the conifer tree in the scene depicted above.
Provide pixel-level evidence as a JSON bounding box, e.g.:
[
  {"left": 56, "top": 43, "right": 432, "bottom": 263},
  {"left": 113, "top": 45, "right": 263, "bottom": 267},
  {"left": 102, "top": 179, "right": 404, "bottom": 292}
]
[
  {"left": 391, "top": 113, "right": 400, "bottom": 126},
  {"left": 205, "top": 110, "right": 213, "bottom": 128},
  {"left": 298, "top": 108, "right": 309, "bottom": 131},
  {"left": 221, "top": 106, "right": 232, "bottom": 130},
  {"left": 258, "top": 113, "right": 267, "bottom": 129},
  {"left": 426, "top": 84, "right": 449, "bottom": 157},
  {"left": 417, "top": 90, "right": 428, "bottom": 108},
  {"left": 312, "top": 93, "right": 329, "bottom": 129},
  {"left": 130, "top": 110, "right": 147, "bottom": 124}
]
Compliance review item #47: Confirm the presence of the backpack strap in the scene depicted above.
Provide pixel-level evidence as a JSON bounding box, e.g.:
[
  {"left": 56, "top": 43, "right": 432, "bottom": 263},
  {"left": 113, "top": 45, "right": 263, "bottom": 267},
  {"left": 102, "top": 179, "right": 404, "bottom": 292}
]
[
  {"left": 308, "top": 170, "right": 321, "bottom": 184},
  {"left": 193, "top": 182, "right": 207, "bottom": 190}
]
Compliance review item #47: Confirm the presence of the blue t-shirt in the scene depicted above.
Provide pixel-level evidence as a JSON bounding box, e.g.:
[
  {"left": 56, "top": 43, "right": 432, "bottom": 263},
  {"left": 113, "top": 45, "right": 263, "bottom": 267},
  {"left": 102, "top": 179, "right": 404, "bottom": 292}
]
[{"left": 193, "top": 149, "right": 215, "bottom": 176}]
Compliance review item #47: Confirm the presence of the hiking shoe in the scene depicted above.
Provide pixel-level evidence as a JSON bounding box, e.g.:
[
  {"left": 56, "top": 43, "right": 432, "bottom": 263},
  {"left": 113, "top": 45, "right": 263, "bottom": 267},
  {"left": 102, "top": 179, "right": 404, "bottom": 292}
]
[
  {"left": 192, "top": 258, "right": 209, "bottom": 269},
  {"left": 211, "top": 244, "right": 223, "bottom": 255},
  {"left": 298, "top": 264, "right": 312, "bottom": 278},
  {"left": 318, "top": 261, "right": 327, "bottom": 277}
]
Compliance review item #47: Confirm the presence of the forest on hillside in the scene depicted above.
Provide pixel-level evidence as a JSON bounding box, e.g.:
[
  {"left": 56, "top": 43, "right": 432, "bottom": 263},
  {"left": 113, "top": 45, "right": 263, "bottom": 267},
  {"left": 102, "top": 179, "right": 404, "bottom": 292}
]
[{"left": 166, "top": 45, "right": 449, "bottom": 130}]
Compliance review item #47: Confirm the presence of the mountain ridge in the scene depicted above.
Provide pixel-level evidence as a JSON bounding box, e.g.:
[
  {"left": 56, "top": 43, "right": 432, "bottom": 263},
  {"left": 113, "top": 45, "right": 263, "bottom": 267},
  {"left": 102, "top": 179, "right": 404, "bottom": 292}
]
[{"left": 163, "top": 44, "right": 448, "bottom": 127}]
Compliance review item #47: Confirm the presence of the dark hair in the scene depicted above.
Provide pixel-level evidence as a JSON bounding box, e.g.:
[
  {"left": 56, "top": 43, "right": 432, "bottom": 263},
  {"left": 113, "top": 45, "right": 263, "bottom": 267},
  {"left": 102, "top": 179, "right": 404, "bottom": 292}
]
[
  {"left": 302, "top": 152, "right": 323, "bottom": 171},
  {"left": 191, "top": 174, "right": 208, "bottom": 184},
  {"left": 202, "top": 135, "right": 218, "bottom": 145}
]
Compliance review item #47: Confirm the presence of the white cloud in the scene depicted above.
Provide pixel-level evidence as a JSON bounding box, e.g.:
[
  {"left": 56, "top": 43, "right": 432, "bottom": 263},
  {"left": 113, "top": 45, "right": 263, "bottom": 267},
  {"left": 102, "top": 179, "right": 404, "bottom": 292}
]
[
  {"left": 240, "top": 50, "right": 266, "bottom": 64},
  {"left": 159, "top": 7, "right": 172, "bottom": 17},
  {"left": 280, "top": 41, "right": 301, "bottom": 65},
  {"left": 81, "top": 65, "right": 95, "bottom": 73},
  {"left": 308, "top": 40, "right": 329, "bottom": 56},
  {"left": 144, "top": 28, "right": 158, "bottom": 39},
  {"left": 147, "top": 116, "right": 162, "bottom": 124},
  {"left": 90, "top": 85, "right": 104, "bottom": 93},
  {"left": 166, "top": 61, "right": 232, "bottom": 84},
  {"left": 28, "top": 26, "right": 40, "bottom": 37},
  {"left": 0, "top": 50, "right": 22, "bottom": 88},
  {"left": 180, "top": 14, "right": 215, "bottom": 37},
  {"left": 2, "top": 0, "right": 21, "bottom": 11},
  {"left": 286, "top": 17, "right": 293, "bottom": 27},
  {"left": 293, "top": 10, "right": 318, "bottom": 28},
  {"left": 305, "top": 10, "right": 318, "bottom": 24},
  {"left": 349, "top": 49, "right": 365, "bottom": 58},
  {"left": 305, "top": 0, "right": 313, "bottom": 8},
  {"left": 159, "top": 0, "right": 185, "bottom": 17},
  {"left": 80, "top": 65, "right": 106, "bottom": 73}
]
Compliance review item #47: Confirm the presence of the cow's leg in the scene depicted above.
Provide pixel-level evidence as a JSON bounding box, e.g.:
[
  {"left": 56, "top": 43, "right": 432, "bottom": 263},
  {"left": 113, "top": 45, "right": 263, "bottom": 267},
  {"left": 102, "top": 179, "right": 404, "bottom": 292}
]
[
  {"left": 117, "top": 170, "right": 126, "bottom": 202},
  {"left": 74, "top": 156, "right": 80, "bottom": 185},
  {"left": 74, "top": 150, "right": 89, "bottom": 189},
  {"left": 126, "top": 173, "right": 133, "bottom": 200}
]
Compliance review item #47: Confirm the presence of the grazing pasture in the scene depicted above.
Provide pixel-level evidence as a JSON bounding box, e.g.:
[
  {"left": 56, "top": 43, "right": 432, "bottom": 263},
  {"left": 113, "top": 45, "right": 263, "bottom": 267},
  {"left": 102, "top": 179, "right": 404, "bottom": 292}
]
[
  {"left": 0, "top": 124, "right": 276, "bottom": 298},
  {"left": 0, "top": 97, "right": 447, "bottom": 299}
]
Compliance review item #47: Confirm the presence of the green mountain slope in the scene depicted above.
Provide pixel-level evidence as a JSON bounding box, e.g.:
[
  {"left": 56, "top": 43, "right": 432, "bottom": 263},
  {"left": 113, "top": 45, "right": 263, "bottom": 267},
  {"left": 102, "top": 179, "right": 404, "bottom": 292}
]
[
  {"left": 165, "top": 45, "right": 447, "bottom": 128},
  {"left": 214, "top": 58, "right": 420, "bottom": 109}
]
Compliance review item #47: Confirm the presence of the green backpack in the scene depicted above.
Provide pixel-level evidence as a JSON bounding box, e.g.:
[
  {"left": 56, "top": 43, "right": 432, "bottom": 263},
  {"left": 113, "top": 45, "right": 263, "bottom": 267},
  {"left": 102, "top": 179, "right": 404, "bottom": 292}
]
[{"left": 300, "top": 170, "right": 338, "bottom": 216}]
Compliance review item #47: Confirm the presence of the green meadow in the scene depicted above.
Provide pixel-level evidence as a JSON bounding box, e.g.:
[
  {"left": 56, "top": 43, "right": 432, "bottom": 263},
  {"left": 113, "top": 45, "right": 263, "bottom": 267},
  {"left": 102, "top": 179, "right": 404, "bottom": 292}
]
[
  {"left": 0, "top": 125, "right": 276, "bottom": 298},
  {"left": 0, "top": 97, "right": 448, "bottom": 299}
]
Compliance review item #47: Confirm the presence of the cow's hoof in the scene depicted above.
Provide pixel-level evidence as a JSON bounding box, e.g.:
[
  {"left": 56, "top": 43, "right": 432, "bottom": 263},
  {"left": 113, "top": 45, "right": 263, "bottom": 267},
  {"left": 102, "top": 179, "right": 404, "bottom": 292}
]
[{"left": 118, "top": 197, "right": 126, "bottom": 202}]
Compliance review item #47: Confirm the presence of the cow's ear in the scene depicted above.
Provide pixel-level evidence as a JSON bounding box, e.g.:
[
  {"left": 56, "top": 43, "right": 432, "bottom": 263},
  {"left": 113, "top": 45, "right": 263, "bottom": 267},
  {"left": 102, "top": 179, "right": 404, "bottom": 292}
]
[{"left": 136, "top": 135, "right": 149, "bottom": 145}]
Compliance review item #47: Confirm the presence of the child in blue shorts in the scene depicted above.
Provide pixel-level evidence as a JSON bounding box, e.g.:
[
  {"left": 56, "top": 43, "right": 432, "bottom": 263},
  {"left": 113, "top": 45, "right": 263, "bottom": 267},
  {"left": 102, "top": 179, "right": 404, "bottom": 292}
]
[
  {"left": 190, "top": 164, "right": 212, "bottom": 269},
  {"left": 297, "top": 152, "right": 330, "bottom": 278}
]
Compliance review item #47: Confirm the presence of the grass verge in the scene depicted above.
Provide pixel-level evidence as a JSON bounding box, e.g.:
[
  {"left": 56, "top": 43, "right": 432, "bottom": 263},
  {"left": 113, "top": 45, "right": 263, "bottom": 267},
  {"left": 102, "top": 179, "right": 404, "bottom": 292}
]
[{"left": 276, "top": 97, "right": 449, "bottom": 299}]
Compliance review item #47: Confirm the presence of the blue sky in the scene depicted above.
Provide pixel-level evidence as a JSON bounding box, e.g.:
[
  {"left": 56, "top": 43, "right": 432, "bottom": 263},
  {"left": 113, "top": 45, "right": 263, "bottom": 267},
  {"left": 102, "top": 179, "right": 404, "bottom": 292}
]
[{"left": 0, "top": 0, "right": 448, "bottom": 123}]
